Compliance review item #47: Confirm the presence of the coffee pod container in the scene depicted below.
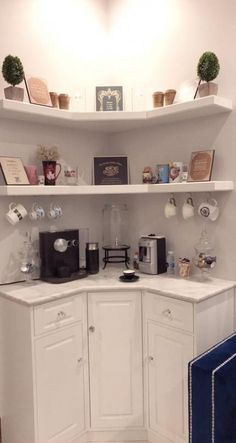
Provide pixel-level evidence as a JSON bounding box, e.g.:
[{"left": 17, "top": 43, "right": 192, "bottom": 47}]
[{"left": 86, "top": 242, "right": 99, "bottom": 274}]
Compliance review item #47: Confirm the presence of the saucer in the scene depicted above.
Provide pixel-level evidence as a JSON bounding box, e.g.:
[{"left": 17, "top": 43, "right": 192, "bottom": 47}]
[{"left": 119, "top": 275, "right": 140, "bottom": 283}]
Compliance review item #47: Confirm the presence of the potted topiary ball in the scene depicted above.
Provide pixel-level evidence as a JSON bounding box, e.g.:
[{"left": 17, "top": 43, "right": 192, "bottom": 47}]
[
  {"left": 194, "top": 52, "right": 220, "bottom": 98},
  {"left": 2, "top": 55, "right": 25, "bottom": 101}
]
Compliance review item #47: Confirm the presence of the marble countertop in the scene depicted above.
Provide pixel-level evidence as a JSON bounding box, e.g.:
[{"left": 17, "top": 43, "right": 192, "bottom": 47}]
[{"left": 0, "top": 269, "right": 235, "bottom": 306}]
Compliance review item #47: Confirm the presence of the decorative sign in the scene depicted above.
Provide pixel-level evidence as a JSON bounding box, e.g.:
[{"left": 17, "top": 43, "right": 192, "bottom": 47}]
[
  {"left": 25, "top": 76, "right": 52, "bottom": 106},
  {"left": 0, "top": 157, "right": 30, "bottom": 185},
  {"left": 187, "top": 149, "right": 215, "bottom": 182},
  {"left": 96, "top": 86, "right": 123, "bottom": 111},
  {"left": 93, "top": 156, "right": 128, "bottom": 185}
]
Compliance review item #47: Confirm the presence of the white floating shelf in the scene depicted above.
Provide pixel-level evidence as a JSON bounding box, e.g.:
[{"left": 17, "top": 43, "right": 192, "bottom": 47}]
[
  {"left": 0, "top": 95, "right": 232, "bottom": 133},
  {"left": 0, "top": 181, "right": 233, "bottom": 196}
]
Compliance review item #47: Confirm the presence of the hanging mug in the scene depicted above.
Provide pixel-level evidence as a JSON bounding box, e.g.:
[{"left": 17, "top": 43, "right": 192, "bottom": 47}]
[{"left": 42, "top": 160, "right": 61, "bottom": 185}]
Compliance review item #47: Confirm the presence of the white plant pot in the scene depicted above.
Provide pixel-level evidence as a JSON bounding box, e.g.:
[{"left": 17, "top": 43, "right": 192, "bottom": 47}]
[
  {"left": 4, "top": 86, "right": 24, "bottom": 101},
  {"left": 198, "top": 82, "right": 218, "bottom": 97}
]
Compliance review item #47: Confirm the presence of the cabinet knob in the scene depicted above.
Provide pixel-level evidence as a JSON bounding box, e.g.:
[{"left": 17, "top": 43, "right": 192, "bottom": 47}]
[
  {"left": 162, "top": 308, "right": 172, "bottom": 319},
  {"left": 89, "top": 325, "right": 95, "bottom": 332},
  {"left": 77, "top": 357, "right": 83, "bottom": 364},
  {"left": 57, "top": 311, "right": 66, "bottom": 321},
  {"left": 148, "top": 356, "right": 154, "bottom": 361}
]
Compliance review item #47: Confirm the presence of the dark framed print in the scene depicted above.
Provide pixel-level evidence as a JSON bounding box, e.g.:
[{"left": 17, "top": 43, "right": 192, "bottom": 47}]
[
  {"left": 0, "top": 156, "right": 30, "bottom": 185},
  {"left": 93, "top": 156, "right": 128, "bottom": 185},
  {"left": 96, "top": 86, "right": 123, "bottom": 111},
  {"left": 24, "top": 76, "right": 52, "bottom": 107},
  {"left": 187, "top": 149, "right": 215, "bottom": 182}
]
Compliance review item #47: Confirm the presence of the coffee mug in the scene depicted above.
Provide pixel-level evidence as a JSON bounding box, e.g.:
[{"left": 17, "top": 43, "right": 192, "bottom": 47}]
[
  {"left": 47, "top": 202, "right": 63, "bottom": 219},
  {"left": 6, "top": 202, "right": 28, "bottom": 225},
  {"left": 182, "top": 197, "right": 194, "bottom": 220},
  {"left": 64, "top": 166, "right": 77, "bottom": 185},
  {"left": 198, "top": 199, "right": 219, "bottom": 221},
  {"left": 29, "top": 203, "right": 45, "bottom": 221},
  {"left": 169, "top": 162, "right": 183, "bottom": 183},
  {"left": 164, "top": 196, "right": 177, "bottom": 218},
  {"left": 24, "top": 165, "right": 38, "bottom": 185}
]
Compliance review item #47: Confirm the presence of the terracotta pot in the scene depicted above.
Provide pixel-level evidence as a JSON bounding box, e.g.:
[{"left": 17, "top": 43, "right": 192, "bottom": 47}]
[
  {"left": 164, "top": 89, "right": 176, "bottom": 106},
  {"left": 42, "top": 161, "right": 61, "bottom": 185},
  {"left": 4, "top": 86, "right": 24, "bottom": 101},
  {"left": 49, "top": 92, "right": 59, "bottom": 108},
  {"left": 152, "top": 91, "right": 164, "bottom": 108},
  {"left": 58, "top": 93, "right": 70, "bottom": 110},
  {"left": 198, "top": 82, "right": 218, "bottom": 97}
]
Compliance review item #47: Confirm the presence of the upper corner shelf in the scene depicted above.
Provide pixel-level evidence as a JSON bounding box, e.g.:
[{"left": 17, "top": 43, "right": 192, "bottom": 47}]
[
  {"left": 0, "top": 181, "right": 233, "bottom": 197},
  {"left": 0, "top": 95, "right": 232, "bottom": 133}
]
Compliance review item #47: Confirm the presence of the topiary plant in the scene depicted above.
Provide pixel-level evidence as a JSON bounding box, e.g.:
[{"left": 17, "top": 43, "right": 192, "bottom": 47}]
[
  {"left": 2, "top": 55, "right": 24, "bottom": 86},
  {"left": 194, "top": 52, "right": 220, "bottom": 99}
]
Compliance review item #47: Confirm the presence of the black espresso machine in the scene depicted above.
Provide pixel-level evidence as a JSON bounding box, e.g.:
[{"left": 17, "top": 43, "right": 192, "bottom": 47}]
[{"left": 39, "top": 229, "right": 88, "bottom": 283}]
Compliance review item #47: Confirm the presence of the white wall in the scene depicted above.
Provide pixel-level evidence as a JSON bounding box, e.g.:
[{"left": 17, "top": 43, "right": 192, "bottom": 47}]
[{"left": 108, "top": 0, "right": 236, "bottom": 279}]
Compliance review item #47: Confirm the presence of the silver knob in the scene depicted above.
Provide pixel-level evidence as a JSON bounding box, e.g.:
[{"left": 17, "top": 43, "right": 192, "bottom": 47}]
[
  {"left": 57, "top": 311, "right": 66, "bottom": 320},
  {"left": 89, "top": 325, "right": 95, "bottom": 332},
  {"left": 162, "top": 308, "right": 172, "bottom": 318},
  {"left": 148, "top": 356, "right": 154, "bottom": 361}
]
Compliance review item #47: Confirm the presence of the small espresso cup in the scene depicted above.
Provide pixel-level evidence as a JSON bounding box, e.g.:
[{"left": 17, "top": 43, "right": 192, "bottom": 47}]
[
  {"left": 47, "top": 202, "right": 63, "bottom": 219},
  {"left": 164, "top": 196, "right": 177, "bottom": 219},
  {"left": 29, "top": 203, "right": 45, "bottom": 221},
  {"left": 182, "top": 197, "right": 194, "bottom": 220},
  {"left": 198, "top": 199, "right": 219, "bottom": 222},
  {"left": 6, "top": 202, "right": 28, "bottom": 225}
]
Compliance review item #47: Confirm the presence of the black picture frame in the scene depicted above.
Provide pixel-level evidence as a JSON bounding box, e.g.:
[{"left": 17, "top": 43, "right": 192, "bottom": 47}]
[
  {"left": 93, "top": 156, "right": 128, "bottom": 185},
  {"left": 96, "top": 86, "right": 123, "bottom": 111}
]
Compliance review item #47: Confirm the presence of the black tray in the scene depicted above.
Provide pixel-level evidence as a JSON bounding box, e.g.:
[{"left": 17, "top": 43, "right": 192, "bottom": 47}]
[{"left": 119, "top": 275, "right": 140, "bottom": 283}]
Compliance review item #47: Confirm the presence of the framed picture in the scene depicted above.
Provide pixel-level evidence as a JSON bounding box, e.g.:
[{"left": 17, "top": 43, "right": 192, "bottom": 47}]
[
  {"left": 93, "top": 156, "right": 128, "bottom": 185},
  {"left": 96, "top": 86, "right": 123, "bottom": 111},
  {"left": 187, "top": 149, "right": 215, "bottom": 182},
  {"left": 0, "top": 156, "right": 30, "bottom": 185},
  {"left": 24, "top": 76, "right": 52, "bottom": 107}
]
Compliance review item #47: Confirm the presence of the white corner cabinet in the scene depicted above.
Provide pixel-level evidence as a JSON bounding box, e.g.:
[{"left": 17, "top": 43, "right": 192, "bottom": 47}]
[
  {"left": 0, "top": 96, "right": 233, "bottom": 197},
  {"left": 0, "top": 285, "right": 235, "bottom": 443}
]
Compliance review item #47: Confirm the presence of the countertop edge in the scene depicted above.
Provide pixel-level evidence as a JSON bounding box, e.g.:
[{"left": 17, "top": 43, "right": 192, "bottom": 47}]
[{"left": 0, "top": 279, "right": 235, "bottom": 306}]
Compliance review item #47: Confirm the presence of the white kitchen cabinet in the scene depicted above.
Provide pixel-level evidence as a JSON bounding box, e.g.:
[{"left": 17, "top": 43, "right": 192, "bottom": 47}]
[
  {"left": 147, "top": 322, "right": 193, "bottom": 443},
  {"left": 35, "top": 323, "right": 86, "bottom": 443},
  {"left": 144, "top": 288, "right": 235, "bottom": 443},
  {"left": 0, "top": 293, "right": 88, "bottom": 443},
  {"left": 88, "top": 291, "right": 143, "bottom": 429}
]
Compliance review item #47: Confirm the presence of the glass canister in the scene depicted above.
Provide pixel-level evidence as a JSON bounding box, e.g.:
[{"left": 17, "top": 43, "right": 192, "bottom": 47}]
[
  {"left": 193, "top": 229, "right": 216, "bottom": 276},
  {"left": 102, "top": 204, "right": 129, "bottom": 248}
]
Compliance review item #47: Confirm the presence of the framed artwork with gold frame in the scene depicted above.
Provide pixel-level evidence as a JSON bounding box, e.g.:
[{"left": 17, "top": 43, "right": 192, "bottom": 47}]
[{"left": 187, "top": 149, "right": 215, "bottom": 182}]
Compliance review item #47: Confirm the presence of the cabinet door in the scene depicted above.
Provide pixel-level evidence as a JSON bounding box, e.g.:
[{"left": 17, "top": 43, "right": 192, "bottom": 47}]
[
  {"left": 88, "top": 291, "right": 143, "bottom": 429},
  {"left": 35, "top": 323, "right": 86, "bottom": 443},
  {"left": 148, "top": 322, "right": 193, "bottom": 443}
]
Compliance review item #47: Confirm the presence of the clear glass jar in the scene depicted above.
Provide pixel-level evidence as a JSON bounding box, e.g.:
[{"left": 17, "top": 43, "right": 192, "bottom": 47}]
[
  {"left": 102, "top": 204, "right": 129, "bottom": 248},
  {"left": 193, "top": 230, "right": 216, "bottom": 276}
]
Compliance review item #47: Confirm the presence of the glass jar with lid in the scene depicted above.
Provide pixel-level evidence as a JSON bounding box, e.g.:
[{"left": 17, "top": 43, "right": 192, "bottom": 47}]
[
  {"left": 102, "top": 203, "right": 129, "bottom": 248},
  {"left": 102, "top": 204, "right": 130, "bottom": 268},
  {"left": 193, "top": 229, "right": 216, "bottom": 276}
]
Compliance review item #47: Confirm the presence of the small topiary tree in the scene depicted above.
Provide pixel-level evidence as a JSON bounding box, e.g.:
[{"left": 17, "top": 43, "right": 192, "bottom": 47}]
[
  {"left": 194, "top": 52, "right": 220, "bottom": 98},
  {"left": 2, "top": 55, "right": 24, "bottom": 86}
]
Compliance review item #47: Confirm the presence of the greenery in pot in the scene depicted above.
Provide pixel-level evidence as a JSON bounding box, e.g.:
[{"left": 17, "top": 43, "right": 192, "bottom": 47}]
[
  {"left": 194, "top": 52, "right": 220, "bottom": 98},
  {"left": 2, "top": 54, "right": 25, "bottom": 100},
  {"left": 37, "top": 144, "right": 60, "bottom": 161},
  {"left": 2, "top": 55, "right": 24, "bottom": 86}
]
